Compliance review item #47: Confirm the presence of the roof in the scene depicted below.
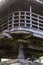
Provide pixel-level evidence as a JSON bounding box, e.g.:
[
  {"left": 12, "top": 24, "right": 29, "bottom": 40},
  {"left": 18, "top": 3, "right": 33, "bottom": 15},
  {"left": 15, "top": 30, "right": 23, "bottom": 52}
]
[{"left": 0, "top": 0, "right": 43, "bottom": 14}]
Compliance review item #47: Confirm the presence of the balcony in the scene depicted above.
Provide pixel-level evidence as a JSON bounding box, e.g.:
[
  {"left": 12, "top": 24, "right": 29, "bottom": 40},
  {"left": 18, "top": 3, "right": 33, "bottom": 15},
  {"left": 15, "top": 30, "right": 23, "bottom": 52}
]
[{"left": 0, "top": 11, "right": 43, "bottom": 38}]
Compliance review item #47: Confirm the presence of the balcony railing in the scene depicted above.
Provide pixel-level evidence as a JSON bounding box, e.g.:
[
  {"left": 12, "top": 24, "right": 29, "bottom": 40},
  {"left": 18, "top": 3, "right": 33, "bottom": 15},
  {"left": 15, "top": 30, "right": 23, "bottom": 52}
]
[
  {"left": 0, "top": 11, "right": 43, "bottom": 38},
  {"left": 8, "top": 11, "right": 43, "bottom": 30}
]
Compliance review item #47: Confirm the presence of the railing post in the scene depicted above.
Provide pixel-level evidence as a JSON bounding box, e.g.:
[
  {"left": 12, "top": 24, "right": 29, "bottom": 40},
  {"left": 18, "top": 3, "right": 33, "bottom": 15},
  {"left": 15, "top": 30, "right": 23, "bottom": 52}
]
[
  {"left": 38, "top": 15, "right": 39, "bottom": 31},
  {"left": 19, "top": 11, "right": 20, "bottom": 27},
  {"left": 25, "top": 12, "right": 26, "bottom": 27},
  {"left": 30, "top": 5, "right": 32, "bottom": 28},
  {"left": 8, "top": 16, "right": 9, "bottom": 30},
  {"left": 12, "top": 13, "right": 14, "bottom": 28}
]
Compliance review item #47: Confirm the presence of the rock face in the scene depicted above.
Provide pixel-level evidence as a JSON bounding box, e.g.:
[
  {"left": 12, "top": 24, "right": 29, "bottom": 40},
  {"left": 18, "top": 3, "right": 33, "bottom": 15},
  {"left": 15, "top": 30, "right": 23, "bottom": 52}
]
[{"left": 0, "top": 59, "right": 43, "bottom": 65}]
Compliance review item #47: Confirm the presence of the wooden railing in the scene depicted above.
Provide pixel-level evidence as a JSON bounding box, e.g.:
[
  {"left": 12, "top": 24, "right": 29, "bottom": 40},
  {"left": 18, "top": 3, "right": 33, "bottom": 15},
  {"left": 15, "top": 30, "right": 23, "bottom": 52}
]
[
  {"left": 7, "top": 11, "right": 43, "bottom": 31},
  {"left": 0, "top": 11, "right": 43, "bottom": 37}
]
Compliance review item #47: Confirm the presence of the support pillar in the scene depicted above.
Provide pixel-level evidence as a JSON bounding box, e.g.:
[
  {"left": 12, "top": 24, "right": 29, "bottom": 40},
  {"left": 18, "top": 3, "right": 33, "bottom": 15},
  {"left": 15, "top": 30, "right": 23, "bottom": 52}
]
[
  {"left": 18, "top": 45, "right": 25, "bottom": 59},
  {"left": 30, "top": 53, "right": 35, "bottom": 61}
]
